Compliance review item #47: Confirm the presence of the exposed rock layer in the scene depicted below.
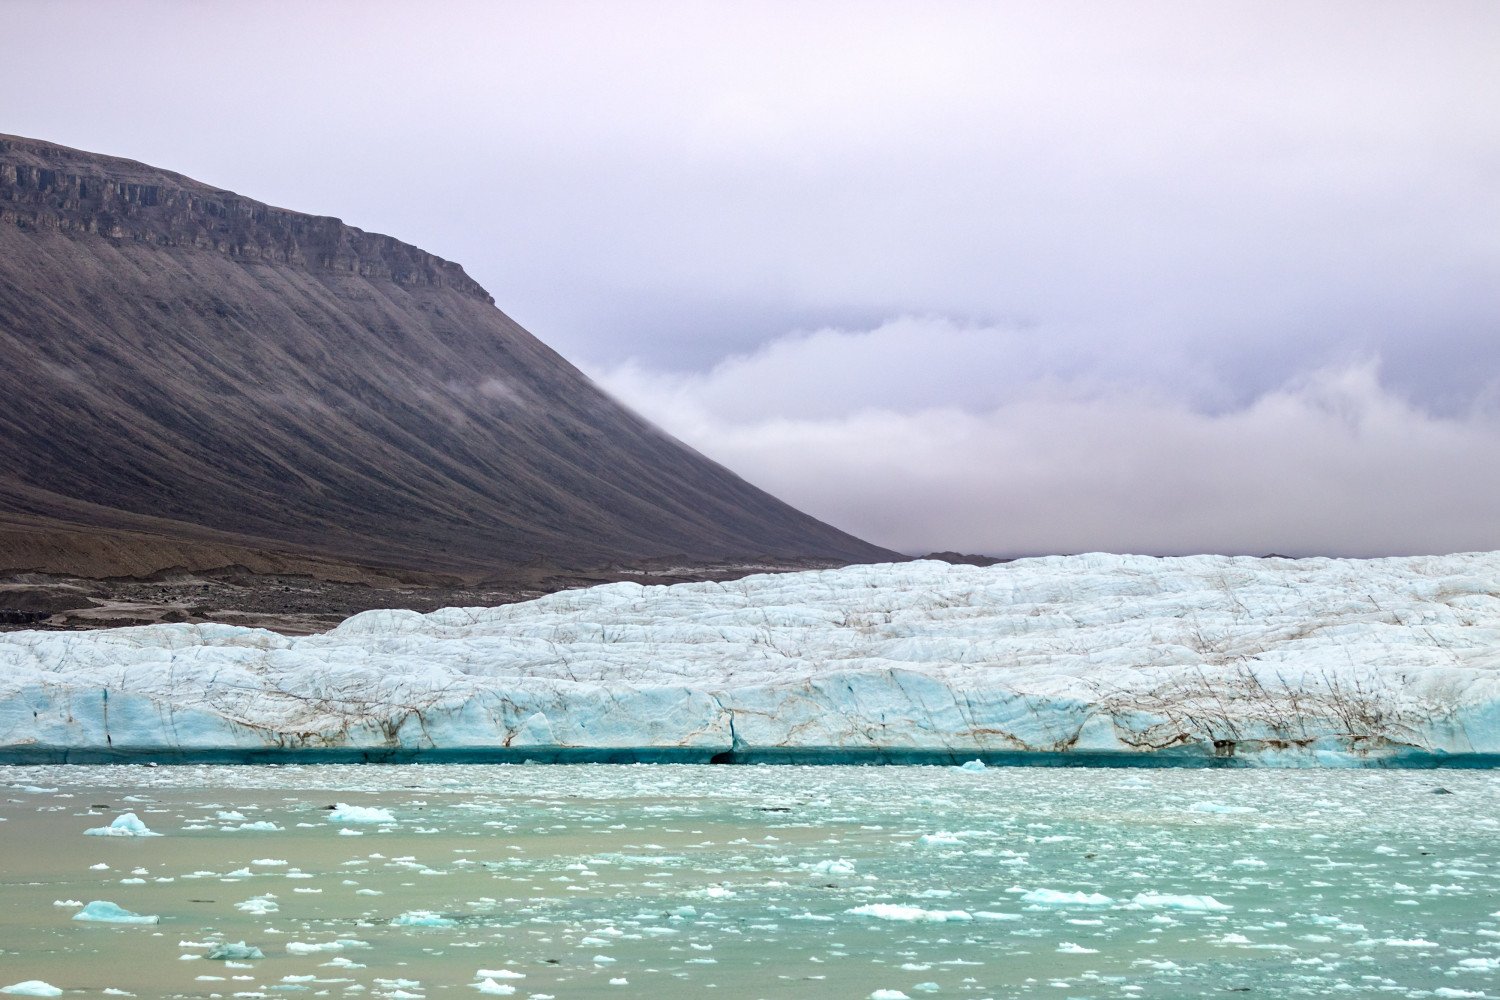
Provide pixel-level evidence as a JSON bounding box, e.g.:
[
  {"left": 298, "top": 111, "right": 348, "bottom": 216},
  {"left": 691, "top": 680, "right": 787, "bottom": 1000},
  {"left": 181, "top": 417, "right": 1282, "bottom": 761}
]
[{"left": 0, "top": 134, "right": 894, "bottom": 578}]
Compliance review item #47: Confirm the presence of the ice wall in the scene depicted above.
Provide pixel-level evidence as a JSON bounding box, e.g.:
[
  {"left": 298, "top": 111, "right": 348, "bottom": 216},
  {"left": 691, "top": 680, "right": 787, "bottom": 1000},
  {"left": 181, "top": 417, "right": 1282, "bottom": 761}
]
[{"left": 3, "top": 555, "right": 1498, "bottom": 765}]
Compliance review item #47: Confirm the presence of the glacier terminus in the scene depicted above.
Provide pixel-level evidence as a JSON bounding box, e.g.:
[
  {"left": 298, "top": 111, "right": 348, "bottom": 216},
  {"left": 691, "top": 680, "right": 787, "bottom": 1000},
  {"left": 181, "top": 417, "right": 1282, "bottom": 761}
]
[{"left": 2, "top": 554, "right": 1497, "bottom": 766}]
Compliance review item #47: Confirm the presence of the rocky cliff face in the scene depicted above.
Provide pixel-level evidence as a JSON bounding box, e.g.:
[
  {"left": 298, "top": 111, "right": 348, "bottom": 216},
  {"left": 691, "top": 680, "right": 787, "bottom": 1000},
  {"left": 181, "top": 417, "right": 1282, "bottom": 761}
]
[
  {"left": 0, "top": 134, "right": 895, "bottom": 579},
  {"left": 0, "top": 134, "right": 491, "bottom": 301}
]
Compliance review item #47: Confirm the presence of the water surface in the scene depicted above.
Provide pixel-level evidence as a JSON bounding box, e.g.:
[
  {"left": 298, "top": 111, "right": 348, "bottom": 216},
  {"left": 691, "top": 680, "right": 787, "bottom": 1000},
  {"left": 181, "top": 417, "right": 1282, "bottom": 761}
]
[{"left": 1, "top": 765, "right": 1496, "bottom": 999}]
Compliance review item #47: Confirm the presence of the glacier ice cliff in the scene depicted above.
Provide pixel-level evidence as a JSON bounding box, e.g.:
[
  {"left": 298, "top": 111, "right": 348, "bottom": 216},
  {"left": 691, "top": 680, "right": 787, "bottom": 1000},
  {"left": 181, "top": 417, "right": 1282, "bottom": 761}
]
[{"left": 2, "top": 555, "right": 1498, "bottom": 765}]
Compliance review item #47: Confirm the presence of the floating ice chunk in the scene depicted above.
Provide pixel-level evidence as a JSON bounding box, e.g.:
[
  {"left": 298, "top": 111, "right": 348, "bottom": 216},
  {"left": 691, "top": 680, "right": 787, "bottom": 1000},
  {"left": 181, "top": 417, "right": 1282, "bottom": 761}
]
[
  {"left": 847, "top": 904, "right": 973, "bottom": 923},
  {"left": 609, "top": 978, "right": 628, "bottom": 986},
  {"left": 958, "top": 759, "right": 987, "bottom": 772},
  {"left": 251, "top": 859, "right": 287, "bottom": 866},
  {"left": 690, "top": 885, "right": 736, "bottom": 899},
  {"left": 912, "top": 983, "right": 940, "bottom": 993},
  {"left": 917, "top": 832, "right": 963, "bottom": 847},
  {"left": 206, "top": 942, "right": 265, "bottom": 960},
  {"left": 1456, "top": 957, "right": 1500, "bottom": 972},
  {"left": 285, "top": 941, "right": 345, "bottom": 955},
  {"left": 871, "top": 991, "right": 911, "bottom": 1000},
  {"left": 1186, "top": 802, "right": 1255, "bottom": 815},
  {"left": 1, "top": 983, "right": 63, "bottom": 997},
  {"left": 235, "top": 895, "right": 279, "bottom": 915},
  {"left": 800, "top": 859, "right": 856, "bottom": 875},
  {"left": 52, "top": 899, "right": 83, "bottom": 908},
  {"left": 390, "top": 910, "right": 454, "bottom": 927},
  {"left": 72, "top": 900, "right": 159, "bottom": 924},
  {"left": 1022, "top": 889, "right": 1114, "bottom": 907},
  {"left": 474, "top": 981, "right": 516, "bottom": 996},
  {"left": 84, "top": 813, "right": 160, "bottom": 837},
  {"left": 229, "top": 821, "right": 282, "bottom": 832},
  {"left": 476, "top": 969, "right": 524, "bottom": 980},
  {"left": 1057, "top": 942, "right": 1099, "bottom": 954},
  {"left": 1130, "top": 892, "right": 1231, "bottom": 912},
  {"left": 327, "top": 804, "right": 395, "bottom": 824}
]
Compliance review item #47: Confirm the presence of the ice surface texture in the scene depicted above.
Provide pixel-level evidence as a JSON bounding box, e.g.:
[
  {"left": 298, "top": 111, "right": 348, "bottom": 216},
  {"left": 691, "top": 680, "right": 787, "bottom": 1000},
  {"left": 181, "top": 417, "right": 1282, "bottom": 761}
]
[{"left": 1, "top": 555, "right": 1498, "bottom": 764}]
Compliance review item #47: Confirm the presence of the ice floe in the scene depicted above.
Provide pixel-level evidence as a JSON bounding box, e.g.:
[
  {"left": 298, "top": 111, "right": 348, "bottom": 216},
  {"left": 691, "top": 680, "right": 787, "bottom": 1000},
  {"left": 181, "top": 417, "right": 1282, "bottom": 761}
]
[
  {"left": 1022, "top": 888, "right": 1115, "bottom": 908},
  {"left": 390, "top": 910, "right": 455, "bottom": 927},
  {"left": 848, "top": 903, "right": 975, "bottom": 922},
  {"left": 328, "top": 804, "right": 396, "bottom": 824},
  {"left": 72, "top": 900, "right": 159, "bottom": 924}
]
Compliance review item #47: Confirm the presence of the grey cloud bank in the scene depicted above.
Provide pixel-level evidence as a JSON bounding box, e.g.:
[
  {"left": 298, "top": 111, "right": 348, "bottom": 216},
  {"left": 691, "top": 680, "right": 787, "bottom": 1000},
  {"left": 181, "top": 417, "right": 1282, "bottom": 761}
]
[
  {"left": 4, "top": 1, "right": 1497, "bottom": 555},
  {"left": 593, "top": 321, "right": 1500, "bottom": 557}
]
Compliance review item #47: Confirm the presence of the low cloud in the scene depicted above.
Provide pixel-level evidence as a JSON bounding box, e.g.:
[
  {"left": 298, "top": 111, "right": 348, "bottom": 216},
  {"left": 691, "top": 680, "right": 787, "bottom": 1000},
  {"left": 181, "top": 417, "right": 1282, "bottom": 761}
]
[{"left": 591, "top": 319, "right": 1500, "bottom": 557}]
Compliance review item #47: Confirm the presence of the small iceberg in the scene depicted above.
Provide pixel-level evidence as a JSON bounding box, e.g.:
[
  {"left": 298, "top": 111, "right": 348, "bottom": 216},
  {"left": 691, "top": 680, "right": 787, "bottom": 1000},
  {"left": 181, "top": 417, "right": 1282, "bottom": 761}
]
[
  {"left": 72, "top": 900, "right": 159, "bottom": 925},
  {"left": 84, "top": 813, "right": 161, "bottom": 837},
  {"left": 848, "top": 903, "right": 973, "bottom": 923},
  {"left": 390, "top": 910, "right": 455, "bottom": 927},
  {"left": 1130, "top": 891, "right": 1232, "bottom": 911},
  {"left": 206, "top": 942, "right": 264, "bottom": 961},
  {"left": 1021, "top": 888, "right": 1115, "bottom": 907},
  {"left": 1, "top": 983, "right": 63, "bottom": 997},
  {"left": 916, "top": 832, "right": 963, "bottom": 847},
  {"left": 1186, "top": 801, "right": 1256, "bottom": 815},
  {"left": 327, "top": 804, "right": 396, "bottom": 824},
  {"left": 476, "top": 969, "right": 525, "bottom": 980},
  {"left": 958, "top": 759, "right": 987, "bottom": 772}
]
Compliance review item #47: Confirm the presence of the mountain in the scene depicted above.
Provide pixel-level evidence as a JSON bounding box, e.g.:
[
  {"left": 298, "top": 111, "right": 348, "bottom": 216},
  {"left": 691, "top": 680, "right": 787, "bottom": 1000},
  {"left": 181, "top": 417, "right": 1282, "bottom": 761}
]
[{"left": 0, "top": 134, "right": 896, "bottom": 582}]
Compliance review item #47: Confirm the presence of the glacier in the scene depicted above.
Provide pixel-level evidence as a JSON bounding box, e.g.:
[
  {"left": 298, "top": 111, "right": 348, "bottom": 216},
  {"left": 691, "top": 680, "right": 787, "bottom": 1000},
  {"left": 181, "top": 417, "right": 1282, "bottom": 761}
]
[{"left": 1, "top": 554, "right": 1498, "bottom": 766}]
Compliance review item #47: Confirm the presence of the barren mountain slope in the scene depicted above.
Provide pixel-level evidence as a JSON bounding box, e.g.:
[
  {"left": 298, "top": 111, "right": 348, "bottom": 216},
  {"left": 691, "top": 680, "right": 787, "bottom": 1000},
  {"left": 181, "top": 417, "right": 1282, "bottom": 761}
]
[{"left": 0, "top": 134, "right": 895, "bottom": 581}]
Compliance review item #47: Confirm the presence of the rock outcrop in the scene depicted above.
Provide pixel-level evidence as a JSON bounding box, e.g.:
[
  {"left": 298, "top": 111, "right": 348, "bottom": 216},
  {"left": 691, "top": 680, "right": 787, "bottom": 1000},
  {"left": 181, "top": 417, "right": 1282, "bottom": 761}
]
[{"left": 0, "top": 135, "right": 490, "bottom": 300}]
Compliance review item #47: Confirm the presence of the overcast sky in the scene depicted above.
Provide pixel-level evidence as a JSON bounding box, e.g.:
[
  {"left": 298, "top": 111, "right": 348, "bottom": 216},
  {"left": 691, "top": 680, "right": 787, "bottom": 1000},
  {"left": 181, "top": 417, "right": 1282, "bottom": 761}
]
[{"left": 6, "top": 1, "right": 1499, "bottom": 557}]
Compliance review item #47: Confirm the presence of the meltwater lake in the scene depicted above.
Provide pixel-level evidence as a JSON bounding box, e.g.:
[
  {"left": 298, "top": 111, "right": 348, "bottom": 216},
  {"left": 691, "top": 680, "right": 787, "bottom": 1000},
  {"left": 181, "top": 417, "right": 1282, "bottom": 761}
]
[{"left": 0, "top": 765, "right": 1496, "bottom": 1000}]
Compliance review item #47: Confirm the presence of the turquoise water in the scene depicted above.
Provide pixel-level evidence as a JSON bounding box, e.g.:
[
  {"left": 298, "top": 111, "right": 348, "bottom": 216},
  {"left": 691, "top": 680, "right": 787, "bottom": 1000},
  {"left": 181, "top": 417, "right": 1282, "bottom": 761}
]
[{"left": 1, "top": 765, "right": 1496, "bottom": 999}]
